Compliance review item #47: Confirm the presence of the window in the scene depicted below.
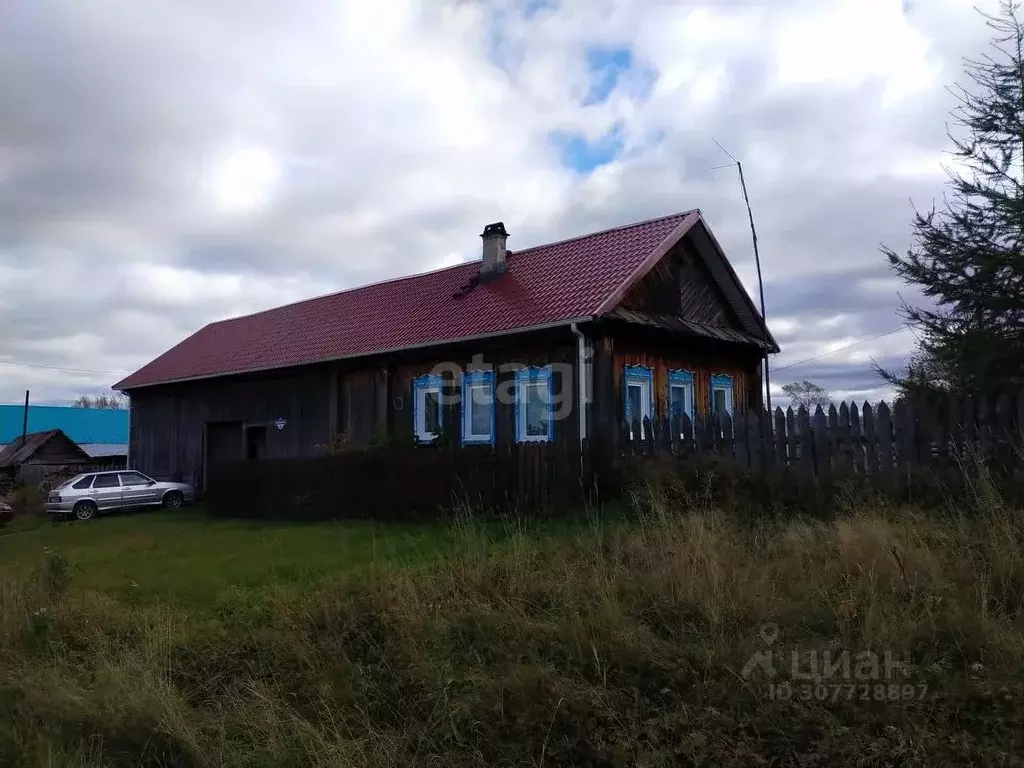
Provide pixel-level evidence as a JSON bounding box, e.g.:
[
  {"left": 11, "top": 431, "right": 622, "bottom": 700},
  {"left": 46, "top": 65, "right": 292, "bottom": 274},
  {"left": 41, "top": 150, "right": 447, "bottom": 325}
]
[
  {"left": 93, "top": 474, "right": 120, "bottom": 489},
  {"left": 711, "top": 374, "right": 734, "bottom": 417},
  {"left": 623, "top": 365, "right": 654, "bottom": 439},
  {"left": 461, "top": 370, "right": 495, "bottom": 445},
  {"left": 118, "top": 472, "right": 152, "bottom": 487},
  {"left": 515, "top": 366, "right": 554, "bottom": 442},
  {"left": 413, "top": 374, "right": 444, "bottom": 442},
  {"left": 668, "top": 370, "right": 695, "bottom": 432},
  {"left": 72, "top": 476, "right": 94, "bottom": 490}
]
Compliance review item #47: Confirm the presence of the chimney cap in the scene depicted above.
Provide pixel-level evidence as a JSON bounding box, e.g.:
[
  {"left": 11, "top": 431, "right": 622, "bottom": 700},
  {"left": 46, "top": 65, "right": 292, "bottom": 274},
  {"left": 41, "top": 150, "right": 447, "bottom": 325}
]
[{"left": 481, "top": 222, "right": 509, "bottom": 239}]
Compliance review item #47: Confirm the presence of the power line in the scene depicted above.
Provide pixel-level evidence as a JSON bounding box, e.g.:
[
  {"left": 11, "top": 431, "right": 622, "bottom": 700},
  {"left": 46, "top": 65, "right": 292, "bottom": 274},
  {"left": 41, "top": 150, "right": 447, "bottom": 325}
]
[
  {"left": 0, "top": 357, "right": 129, "bottom": 376},
  {"left": 773, "top": 325, "right": 912, "bottom": 373}
]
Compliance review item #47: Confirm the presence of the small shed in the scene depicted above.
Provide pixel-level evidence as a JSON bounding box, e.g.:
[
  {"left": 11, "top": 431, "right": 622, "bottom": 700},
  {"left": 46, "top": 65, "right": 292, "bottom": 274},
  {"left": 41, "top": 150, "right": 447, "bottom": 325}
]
[{"left": 0, "top": 429, "right": 93, "bottom": 489}]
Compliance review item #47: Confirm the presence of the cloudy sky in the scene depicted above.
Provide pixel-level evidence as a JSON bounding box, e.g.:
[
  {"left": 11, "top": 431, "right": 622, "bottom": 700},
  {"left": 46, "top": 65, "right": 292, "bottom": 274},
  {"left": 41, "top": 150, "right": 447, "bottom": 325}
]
[{"left": 0, "top": 0, "right": 1001, "bottom": 406}]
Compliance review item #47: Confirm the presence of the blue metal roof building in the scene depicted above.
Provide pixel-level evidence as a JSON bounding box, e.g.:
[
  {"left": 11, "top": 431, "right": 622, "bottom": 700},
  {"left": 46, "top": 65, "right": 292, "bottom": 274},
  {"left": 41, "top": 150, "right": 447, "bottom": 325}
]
[{"left": 0, "top": 405, "right": 128, "bottom": 457}]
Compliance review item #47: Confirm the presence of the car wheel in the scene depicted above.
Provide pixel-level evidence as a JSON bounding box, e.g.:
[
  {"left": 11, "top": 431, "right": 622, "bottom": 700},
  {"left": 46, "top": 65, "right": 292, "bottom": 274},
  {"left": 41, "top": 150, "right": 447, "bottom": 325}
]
[
  {"left": 163, "top": 491, "right": 184, "bottom": 509},
  {"left": 73, "top": 500, "right": 97, "bottom": 521}
]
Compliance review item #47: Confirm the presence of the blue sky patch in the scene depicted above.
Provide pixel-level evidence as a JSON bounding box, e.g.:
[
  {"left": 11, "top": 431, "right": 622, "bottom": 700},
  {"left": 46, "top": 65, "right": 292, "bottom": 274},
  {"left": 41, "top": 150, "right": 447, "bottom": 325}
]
[
  {"left": 523, "top": 0, "right": 556, "bottom": 19},
  {"left": 584, "top": 47, "right": 633, "bottom": 105},
  {"left": 551, "top": 123, "right": 624, "bottom": 172}
]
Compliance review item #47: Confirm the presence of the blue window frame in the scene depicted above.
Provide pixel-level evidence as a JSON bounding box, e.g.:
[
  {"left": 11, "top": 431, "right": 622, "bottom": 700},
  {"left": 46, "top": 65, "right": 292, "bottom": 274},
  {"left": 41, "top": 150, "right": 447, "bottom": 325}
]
[
  {"left": 623, "top": 365, "right": 654, "bottom": 439},
  {"left": 412, "top": 374, "right": 443, "bottom": 442},
  {"left": 668, "top": 369, "right": 695, "bottom": 431},
  {"left": 514, "top": 366, "right": 554, "bottom": 442},
  {"left": 461, "top": 370, "right": 495, "bottom": 445},
  {"left": 711, "top": 374, "right": 734, "bottom": 416}
]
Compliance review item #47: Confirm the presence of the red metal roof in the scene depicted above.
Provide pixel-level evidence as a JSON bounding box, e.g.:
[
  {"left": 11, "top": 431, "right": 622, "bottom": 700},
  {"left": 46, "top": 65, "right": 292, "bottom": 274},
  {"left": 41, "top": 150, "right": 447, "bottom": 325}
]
[{"left": 116, "top": 211, "right": 701, "bottom": 389}]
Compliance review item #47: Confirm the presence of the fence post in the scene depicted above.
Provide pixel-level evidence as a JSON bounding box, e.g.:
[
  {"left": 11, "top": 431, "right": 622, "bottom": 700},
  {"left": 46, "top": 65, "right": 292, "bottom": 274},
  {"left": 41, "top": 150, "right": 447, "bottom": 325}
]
[
  {"left": 660, "top": 415, "right": 672, "bottom": 455},
  {"left": 850, "top": 402, "right": 865, "bottom": 475},
  {"left": 876, "top": 402, "right": 894, "bottom": 483},
  {"left": 760, "top": 408, "right": 774, "bottom": 471},
  {"left": 746, "top": 409, "right": 762, "bottom": 472},
  {"left": 719, "top": 411, "right": 734, "bottom": 460},
  {"left": 680, "top": 413, "right": 693, "bottom": 458},
  {"left": 862, "top": 402, "right": 879, "bottom": 477},
  {"left": 643, "top": 416, "right": 655, "bottom": 455},
  {"left": 838, "top": 402, "right": 853, "bottom": 474},
  {"left": 774, "top": 407, "right": 787, "bottom": 469},
  {"left": 785, "top": 407, "right": 798, "bottom": 472},
  {"left": 619, "top": 419, "right": 632, "bottom": 459},
  {"left": 734, "top": 409, "right": 749, "bottom": 469},
  {"left": 813, "top": 406, "right": 830, "bottom": 482},
  {"left": 893, "top": 400, "right": 910, "bottom": 477},
  {"left": 798, "top": 407, "right": 814, "bottom": 478}
]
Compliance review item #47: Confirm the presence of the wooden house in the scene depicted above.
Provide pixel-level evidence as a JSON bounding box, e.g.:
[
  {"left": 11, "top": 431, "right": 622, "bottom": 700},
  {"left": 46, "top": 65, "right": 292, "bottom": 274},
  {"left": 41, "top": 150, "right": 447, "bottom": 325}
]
[
  {"left": 115, "top": 210, "right": 779, "bottom": 487},
  {"left": 0, "top": 429, "right": 93, "bottom": 489}
]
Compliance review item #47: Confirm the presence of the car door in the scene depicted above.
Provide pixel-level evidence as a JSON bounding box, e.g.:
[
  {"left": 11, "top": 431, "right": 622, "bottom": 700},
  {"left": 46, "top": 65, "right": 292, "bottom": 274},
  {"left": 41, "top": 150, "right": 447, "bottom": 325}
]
[
  {"left": 119, "top": 471, "right": 159, "bottom": 506},
  {"left": 89, "top": 473, "right": 123, "bottom": 510}
]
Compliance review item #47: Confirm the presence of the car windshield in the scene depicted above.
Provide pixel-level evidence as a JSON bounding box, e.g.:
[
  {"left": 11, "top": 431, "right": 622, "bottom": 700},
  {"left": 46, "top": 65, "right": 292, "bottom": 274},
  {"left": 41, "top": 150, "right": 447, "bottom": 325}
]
[{"left": 58, "top": 475, "right": 85, "bottom": 488}]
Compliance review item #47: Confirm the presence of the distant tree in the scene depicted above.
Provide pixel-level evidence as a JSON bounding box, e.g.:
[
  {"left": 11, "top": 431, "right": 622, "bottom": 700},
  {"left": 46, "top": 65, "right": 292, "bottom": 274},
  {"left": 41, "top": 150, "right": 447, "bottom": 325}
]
[
  {"left": 881, "top": 1, "right": 1024, "bottom": 396},
  {"left": 73, "top": 393, "right": 128, "bottom": 410},
  {"left": 781, "top": 380, "right": 831, "bottom": 411}
]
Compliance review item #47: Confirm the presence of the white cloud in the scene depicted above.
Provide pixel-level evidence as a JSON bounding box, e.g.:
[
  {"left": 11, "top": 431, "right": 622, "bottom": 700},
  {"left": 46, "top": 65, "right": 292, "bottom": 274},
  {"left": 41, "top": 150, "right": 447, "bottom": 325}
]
[{"left": 0, "top": 0, "right": 1006, "bottom": 404}]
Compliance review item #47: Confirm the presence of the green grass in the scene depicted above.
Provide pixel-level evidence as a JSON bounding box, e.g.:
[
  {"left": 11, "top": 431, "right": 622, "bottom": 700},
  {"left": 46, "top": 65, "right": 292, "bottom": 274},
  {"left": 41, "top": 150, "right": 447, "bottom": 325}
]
[
  {"left": 0, "top": 509, "right": 474, "bottom": 608},
  {"left": 3, "top": 490, "right": 1024, "bottom": 765}
]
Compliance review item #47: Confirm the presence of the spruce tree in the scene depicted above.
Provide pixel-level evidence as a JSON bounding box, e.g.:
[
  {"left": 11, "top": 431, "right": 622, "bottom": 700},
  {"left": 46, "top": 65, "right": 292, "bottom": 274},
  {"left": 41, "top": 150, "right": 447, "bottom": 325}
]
[{"left": 882, "top": 1, "right": 1024, "bottom": 396}]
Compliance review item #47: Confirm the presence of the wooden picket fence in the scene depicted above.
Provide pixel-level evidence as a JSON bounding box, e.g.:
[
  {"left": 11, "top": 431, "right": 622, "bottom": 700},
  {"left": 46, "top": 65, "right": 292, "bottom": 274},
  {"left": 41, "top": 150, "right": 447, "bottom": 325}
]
[
  {"left": 206, "top": 393, "right": 1024, "bottom": 521},
  {"left": 206, "top": 441, "right": 587, "bottom": 521},
  {"left": 620, "top": 393, "right": 1024, "bottom": 481}
]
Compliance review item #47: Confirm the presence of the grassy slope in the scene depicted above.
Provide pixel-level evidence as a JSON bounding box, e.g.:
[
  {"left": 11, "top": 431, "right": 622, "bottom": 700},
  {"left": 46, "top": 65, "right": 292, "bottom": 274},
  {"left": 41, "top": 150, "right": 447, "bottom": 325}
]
[
  {"left": 0, "top": 510, "right": 471, "bottom": 607},
  {"left": 2, "top": 499, "right": 1024, "bottom": 766}
]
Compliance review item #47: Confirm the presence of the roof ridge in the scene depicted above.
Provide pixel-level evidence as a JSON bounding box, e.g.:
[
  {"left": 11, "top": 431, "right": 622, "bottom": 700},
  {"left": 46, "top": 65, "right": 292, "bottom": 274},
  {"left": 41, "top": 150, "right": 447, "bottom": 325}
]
[
  {"left": 205, "top": 209, "right": 699, "bottom": 328},
  {"left": 508, "top": 209, "right": 699, "bottom": 256}
]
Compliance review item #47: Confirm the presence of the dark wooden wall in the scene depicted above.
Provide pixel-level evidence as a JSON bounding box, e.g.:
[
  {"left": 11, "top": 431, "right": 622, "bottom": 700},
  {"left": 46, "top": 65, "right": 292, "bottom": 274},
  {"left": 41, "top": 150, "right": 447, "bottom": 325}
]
[
  {"left": 337, "top": 331, "right": 580, "bottom": 450},
  {"left": 22, "top": 434, "right": 90, "bottom": 466},
  {"left": 130, "top": 368, "right": 333, "bottom": 485},
  {"left": 618, "top": 242, "right": 743, "bottom": 329},
  {"left": 129, "top": 329, "right": 586, "bottom": 486},
  {"left": 128, "top": 323, "right": 761, "bottom": 488}
]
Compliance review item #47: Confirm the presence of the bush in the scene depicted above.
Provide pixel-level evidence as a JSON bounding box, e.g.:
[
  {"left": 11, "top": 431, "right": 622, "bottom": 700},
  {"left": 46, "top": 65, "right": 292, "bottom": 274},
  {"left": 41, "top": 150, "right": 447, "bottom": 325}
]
[{"left": 8, "top": 485, "right": 46, "bottom": 518}]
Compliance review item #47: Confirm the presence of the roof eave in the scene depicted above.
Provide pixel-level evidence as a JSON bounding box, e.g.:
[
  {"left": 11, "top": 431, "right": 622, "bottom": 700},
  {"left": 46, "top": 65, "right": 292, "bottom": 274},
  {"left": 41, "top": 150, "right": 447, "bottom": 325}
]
[{"left": 117, "top": 315, "right": 597, "bottom": 391}]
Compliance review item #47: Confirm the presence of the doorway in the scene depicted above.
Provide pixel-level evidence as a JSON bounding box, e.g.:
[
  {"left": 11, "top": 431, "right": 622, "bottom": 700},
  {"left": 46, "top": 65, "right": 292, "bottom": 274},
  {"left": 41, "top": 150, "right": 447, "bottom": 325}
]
[
  {"left": 202, "top": 421, "right": 243, "bottom": 491},
  {"left": 245, "top": 424, "right": 268, "bottom": 460}
]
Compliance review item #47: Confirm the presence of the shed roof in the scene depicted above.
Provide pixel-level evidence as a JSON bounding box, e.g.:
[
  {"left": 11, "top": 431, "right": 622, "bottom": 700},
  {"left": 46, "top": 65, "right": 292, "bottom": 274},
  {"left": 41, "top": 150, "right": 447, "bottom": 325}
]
[{"left": 0, "top": 430, "right": 92, "bottom": 469}]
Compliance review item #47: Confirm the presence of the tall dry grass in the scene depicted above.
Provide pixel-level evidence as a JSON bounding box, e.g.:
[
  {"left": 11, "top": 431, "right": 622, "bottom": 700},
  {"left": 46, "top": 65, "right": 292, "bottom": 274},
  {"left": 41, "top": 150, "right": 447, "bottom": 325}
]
[{"left": 3, "top": 473, "right": 1024, "bottom": 765}]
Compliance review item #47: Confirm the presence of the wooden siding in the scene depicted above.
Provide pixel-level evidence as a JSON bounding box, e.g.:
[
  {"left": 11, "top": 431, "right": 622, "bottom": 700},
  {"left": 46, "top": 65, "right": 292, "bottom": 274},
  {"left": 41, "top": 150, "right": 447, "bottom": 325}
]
[
  {"left": 130, "top": 368, "right": 332, "bottom": 485},
  {"left": 128, "top": 319, "right": 760, "bottom": 487},
  {"left": 129, "top": 328, "right": 587, "bottom": 486},
  {"left": 609, "top": 333, "right": 762, "bottom": 426},
  {"left": 24, "top": 433, "right": 90, "bottom": 466},
  {"left": 619, "top": 243, "right": 742, "bottom": 329}
]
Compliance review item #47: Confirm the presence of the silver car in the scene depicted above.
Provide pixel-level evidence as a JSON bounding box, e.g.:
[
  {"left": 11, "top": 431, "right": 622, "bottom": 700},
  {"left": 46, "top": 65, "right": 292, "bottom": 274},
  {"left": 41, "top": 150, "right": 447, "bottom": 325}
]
[{"left": 46, "top": 470, "right": 195, "bottom": 521}]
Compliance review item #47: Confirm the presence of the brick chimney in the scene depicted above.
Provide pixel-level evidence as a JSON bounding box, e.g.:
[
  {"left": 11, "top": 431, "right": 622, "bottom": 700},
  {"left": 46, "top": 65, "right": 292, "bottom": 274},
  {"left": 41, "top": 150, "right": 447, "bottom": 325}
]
[{"left": 480, "top": 222, "right": 509, "bottom": 280}]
